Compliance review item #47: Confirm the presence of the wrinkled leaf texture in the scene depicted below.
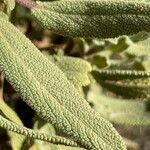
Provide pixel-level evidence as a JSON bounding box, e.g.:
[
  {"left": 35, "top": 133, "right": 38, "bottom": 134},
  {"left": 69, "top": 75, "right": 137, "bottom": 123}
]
[
  {"left": 0, "top": 13, "right": 126, "bottom": 150},
  {"left": 92, "top": 69, "right": 150, "bottom": 99},
  {"left": 88, "top": 85, "right": 150, "bottom": 126},
  {"left": 32, "top": 0, "right": 150, "bottom": 38}
]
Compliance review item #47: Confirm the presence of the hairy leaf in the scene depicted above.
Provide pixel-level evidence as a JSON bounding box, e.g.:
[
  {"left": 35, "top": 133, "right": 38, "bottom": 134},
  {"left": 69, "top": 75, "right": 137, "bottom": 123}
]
[
  {"left": 49, "top": 55, "right": 91, "bottom": 88},
  {"left": 88, "top": 84, "right": 150, "bottom": 126},
  {"left": 0, "top": 99, "right": 25, "bottom": 150},
  {"left": 32, "top": 0, "right": 150, "bottom": 38},
  {"left": 33, "top": 121, "right": 84, "bottom": 150},
  {"left": 106, "top": 36, "right": 132, "bottom": 52},
  {"left": 91, "top": 55, "right": 109, "bottom": 68},
  {"left": 0, "top": 13, "right": 126, "bottom": 149},
  {"left": 4, "top": 0, "right": 15, "bottom": 13},
  {"left": 0, "top": 115, "right": 79, "bottom": 147},
  {"left": 92, "top": 69, "right": 150, "bottom": 99},
  {"left": 125, "top": 38, "right": 150, "bottom": 57}
]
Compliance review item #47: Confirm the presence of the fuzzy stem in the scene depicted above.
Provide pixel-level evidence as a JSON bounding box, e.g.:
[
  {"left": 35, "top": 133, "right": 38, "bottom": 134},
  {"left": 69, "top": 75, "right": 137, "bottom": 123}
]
[{"left": 0, "top": 115, "right": 79, "bottom": 147}]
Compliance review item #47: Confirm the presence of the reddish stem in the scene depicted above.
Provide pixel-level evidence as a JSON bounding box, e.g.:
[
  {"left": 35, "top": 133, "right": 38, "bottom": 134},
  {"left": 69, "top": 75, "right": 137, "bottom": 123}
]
[{"left": 15, "top": 0, "right": 38, "bottom": 9}]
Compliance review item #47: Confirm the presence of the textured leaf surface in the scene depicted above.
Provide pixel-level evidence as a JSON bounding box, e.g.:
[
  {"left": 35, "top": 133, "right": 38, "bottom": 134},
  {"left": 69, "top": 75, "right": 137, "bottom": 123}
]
[
  {"left": 92, "top": 69, "right": 150, "bottom": 99},
  {"left": 49, "top": 55, "right": 91, "bottom": 88},
  {"left": 0, "top": 115, "right": 79, "bottom": 147},
  {"left": 33, "top": 121, "right": 84, "bottom": 150},
  {"left": 0, "top": 100, "right": 25, "bottom": 150},
  {"left": 87, "top": 85, "right": 150, "bottom": 126},
  {"left": 125, "top": 37, "right": 150, "bottom": 57},
  {"left": 4, "top": 0, "right": 15, "bottom": 12},
  {"left": 0, "top": 13, "right": 126, "bottom": 150},
  {"left": 106, "top": 36, "right": 131, "bottom": 52},
  {"left": 32, "top": 0, "right": 150, "bottom": 38}
]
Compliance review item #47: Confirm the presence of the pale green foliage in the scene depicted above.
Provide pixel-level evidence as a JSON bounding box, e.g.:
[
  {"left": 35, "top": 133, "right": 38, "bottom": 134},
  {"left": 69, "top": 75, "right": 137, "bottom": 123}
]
[
  {"left": 0, "top": 99, "right": 25, "bottom": 150},
  {"left": 125, "top": 37, "right": 150, "bottom": 57},
  {"left": 87, "top": 84, "right": 150, "bottom": 126},
  {"left": 49, "top": 55, "right": 91, "bottom": 88},
  {"left": 0, "top": 0, "right": 150, "bottom": 149},
  {"left": 92, "top": 69, "right": 150, "bottom": 99},
  {"left": 4, "top": 0, "right": 15, "bottom": 14},
  {"left": 0, "top": 12, "right": 126, "bottom": 150},
  {"left": 33, "top": 121, "right": 84, "bottom": 150},
  {"left": 0, "top": 0, "right": 15, "bottom": 14},
  {"left": 91, "top": 55, "right": 109, "bottom": 68},
  {"left": 106, "top": 36, "right": 132, "bottom": 53},
  {"left": 32, "top": 0, "right": 150, "bottom": 38},
  {"left": 0, "top": 115, "right": 78, "bottom": 147}
]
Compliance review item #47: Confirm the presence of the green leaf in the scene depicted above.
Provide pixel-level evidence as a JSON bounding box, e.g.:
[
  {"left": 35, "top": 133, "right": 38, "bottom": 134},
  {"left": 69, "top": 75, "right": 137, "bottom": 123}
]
[
  {"left": 106, "top": 36, "right": 132, "bottom": 52},
  {"left": 33, "top": 121, "right": 84, "bottom": 150},
  {"left": 87, "top": 84, "right": 150, "bottom": 126},
  {"left": 91, "top": 55, "right": 109, "bottom": 69},
  {"left": 0, "top": 12, "right": 126, "bottom": 150},
  {"left": 132, "top": 56, "right": 150, "bottom": 71},
  {"left": 0, "top": 114, "right": 79, "bottom": 147},
  {"left": 125, "top": 38, "right": 150, "bottom": 57},
  {"left": 130, "top": 31, "right": 150, "bottom": 43},
  {"left": 0, "top": 0, "right": 15, "bottom": 14},
  {"left": 0, "top": 99, "right": 25, "bottom": 150},
  {"left": 92, "top": 69, "right": 150, "bottom": 99},
  {"left": 32, "top": 0, "right": 150, "bottom": 38},
  {"left": 49, "top": 55, "right": 91, "bottom": 88},
  {"left": 4, "top": 0, "right": 15, "bottom": 14}
]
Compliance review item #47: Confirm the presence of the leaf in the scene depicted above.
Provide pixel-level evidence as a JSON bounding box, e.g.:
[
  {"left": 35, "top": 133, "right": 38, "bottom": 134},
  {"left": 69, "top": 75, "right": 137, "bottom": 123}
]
[
  {"left": 132, "top": 56, "right": 150, "bottom": 71},
  {"left": 32, "top": 120, "right": 84, "bottom": 150},
  {"left": 92, "top": 69, "right": 150, "bottom": 99},
  {"left": 31, "top": 0, "right": 150, "bottom": 38},
  {"left": 125, "top": 38, "right": 150, "bottom": 57},
  {"left": 0, "top": 114, "right": 79, "bottom": 147},
  {"left": 106, "top": 36, "right": 132, "bottom": 52},
  {"left": 0, "top": 0, "right": 15, "bottom": 14},
  {"left": 91, "top": 55, "right": 109, "bottom": 69},
  {"left": 130, "top": 31, "right": 150, "bottom": 43},
  {"left": 4, "top": 0, "right": 15, "bottom": 13},
  {"left": 0, "top": 99, "right": 25, "bottom": 150},
  {"left": 49, "top": 55, "right": 91, "bottom": 88},
  {"left": 0, "top": 12, "right": 126, "bottom": 149},
  {"left": 87, "top": 84, "right": 150, "bottom": 126}
]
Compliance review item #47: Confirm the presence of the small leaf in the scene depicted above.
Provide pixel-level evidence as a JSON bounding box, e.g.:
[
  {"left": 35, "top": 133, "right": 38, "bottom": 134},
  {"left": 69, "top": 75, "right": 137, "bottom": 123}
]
[
  {"left": 32, "top": 121, "right": 84, "bottom": 150},
  {"left": 32, "top": 0, "right": 150, "bottom": 38},
  {"left": 92, "top": 69, "right": 150, "bottom": 99},
  {"left": 0, "top": 0, "right": 15, "bottom": 14},
  {"left": 132, "top": 56, "right": 150, "bottom": 71},
  {"left": 106, "top": 36, "right": 132, "bottom": 52},
  {"left": 92, "top": 55, "right": 109, "bottom": 68},
  {"left": 130, "top": 31, "right": 150, "bottom": 43},
  {"left": 88, "top": 84, "right": 150, "bottom": 126},
  {"left": 49, "top": 55, "right": 92, "bottom": 88},
  {"left": 125, "top": 38, "right": 150, "bottom": 57},
  {"left": 0, "top": 115, "right": 79, "bottom": 147}
]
